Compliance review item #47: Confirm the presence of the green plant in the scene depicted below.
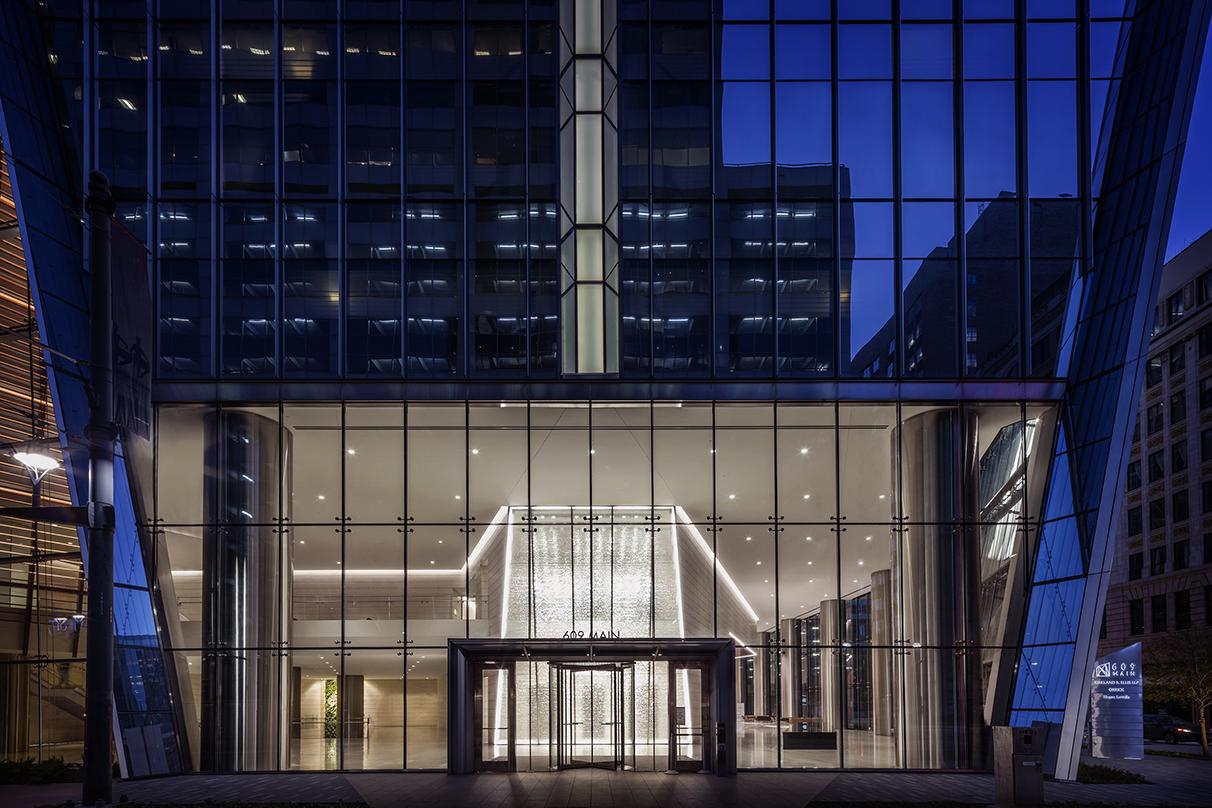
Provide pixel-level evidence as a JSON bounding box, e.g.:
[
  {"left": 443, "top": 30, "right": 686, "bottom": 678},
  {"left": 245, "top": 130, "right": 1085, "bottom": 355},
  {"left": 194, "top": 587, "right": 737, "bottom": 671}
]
[
  {"left": 1075, "top": 762, "right": 1148, "bottom": 784},
  {"left": 324, "top": 677, "right": 339, "bottom": 739},
  {"left": 1144, "top": 627, "right": 1212, "bottom": 758},
  {"left": 0, "top": 757, "right": 84, "bottom": 784},
  {"left": 1144, "top": 747, "right": 1211, "bottom": 760}
]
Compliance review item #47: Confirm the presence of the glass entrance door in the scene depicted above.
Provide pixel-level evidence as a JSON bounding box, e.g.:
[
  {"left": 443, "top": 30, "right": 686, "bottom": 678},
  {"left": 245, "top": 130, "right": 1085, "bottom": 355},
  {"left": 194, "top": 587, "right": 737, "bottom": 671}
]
[
  {"left": 553, "top": 663, "right": 628, "bottom": 770},
  {"left": 669, "top": 663, "right": 707, "bottom": 772},
  {"left": 474, "top": 662, "right": 515, "bottom": 772}
]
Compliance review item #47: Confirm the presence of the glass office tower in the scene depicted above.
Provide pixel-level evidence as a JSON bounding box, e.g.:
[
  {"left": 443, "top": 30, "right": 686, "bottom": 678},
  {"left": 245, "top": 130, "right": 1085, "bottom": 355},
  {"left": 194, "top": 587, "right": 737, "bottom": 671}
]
[{"left": 0, "top": 0, "right": 1207, "bottom": 780}]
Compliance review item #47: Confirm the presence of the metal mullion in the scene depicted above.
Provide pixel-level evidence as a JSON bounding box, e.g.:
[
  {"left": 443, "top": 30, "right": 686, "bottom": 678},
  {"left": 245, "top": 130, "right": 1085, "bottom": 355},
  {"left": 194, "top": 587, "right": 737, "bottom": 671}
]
[
  {"left": 892, "top": 0, "right": 904, "bottom": 380},
  {"left": 709, "top": 0, "right": 718, "bottom": 380},
  {"left": 274, "top": 2, "right": 284, "bottom": 379},
  {"left": 147, "top": 3, "right": 157, "bottom": 382},
  {"left": 1075, "top": 0, "right": 1093, "bottom": 374},
  {"left": 400, "top": 7, "right": 408, "bottom": 377},
  {"left": 772, "top": 398, "right": 781, "bottom": 770},
  {"left": 600, "top": 1, "right": 611, "bottom": 375},
  {"left": 276, "top": 398, "right": 286, "bottom": 771},
  {"left": 401, "top": 396, "right": 409, "bottom": 768},
  {"left": 953, "top": 3, "right": 967, "bottom": 380},
  {"left": 528, "top": 401, "right": 535, "bottom": 639},
  {"left": 336, "top": 9, "right": 346, "bottom": 379},
  {"left": 832, "top": 397, "right": 844, "bottom": 768},
  {"left": 893, "top": 397, "right": 907, "bottom": 770},
  {"left": 524, "top": 5, "right": 532, "bottom": 378},
  {"left": 339, "top": 399, "right": 348, "bottom": 771},
  {"left": 1015, "top": 0, "right": 1030, "bottom": 379},
  {"left": 711, "top": 400, "right": 717, "bottom": 639},
  {"left": 649, "top": 402, "right": 656, "bottom": 639},
  {"left": 464, "top": 399, "right": 470, "bottom": 639},
  {"left": 647, "top": 6, "right": 655, "bottom": 376},
  {"left": 461, "top": 0, "right": 469, "bottom": 379},
  {"left": 830, "top": 0, "right": 840, "bottom": 378},
  {"left": 210, "top": 0, "right": 219, "bottom": 378},
  {"left": 588, "top": 397, "right": 594, "bottom": 637},
  {"left": 769, "top": 2, "right": 778, "bottom": 380}
]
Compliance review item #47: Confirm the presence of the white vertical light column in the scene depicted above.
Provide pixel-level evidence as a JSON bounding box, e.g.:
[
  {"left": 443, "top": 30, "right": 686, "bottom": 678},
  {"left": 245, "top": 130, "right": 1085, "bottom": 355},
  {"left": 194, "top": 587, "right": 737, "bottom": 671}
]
[{"left": 559, "top": 0, "right": 620, "bottom": 374}]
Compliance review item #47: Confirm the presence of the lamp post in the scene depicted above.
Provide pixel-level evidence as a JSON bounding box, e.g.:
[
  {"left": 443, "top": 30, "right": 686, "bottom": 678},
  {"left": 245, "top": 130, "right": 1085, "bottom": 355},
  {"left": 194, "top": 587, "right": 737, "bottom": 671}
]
[
  {"left": 0, "top": 178, "right": 116, "bottom": 804},
  {"left": 82, "top": 170, "right": 116, "bottom": 806}
]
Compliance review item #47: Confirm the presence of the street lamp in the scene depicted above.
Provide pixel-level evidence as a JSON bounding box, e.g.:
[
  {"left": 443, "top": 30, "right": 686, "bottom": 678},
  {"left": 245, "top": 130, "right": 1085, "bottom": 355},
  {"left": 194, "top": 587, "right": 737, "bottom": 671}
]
[{"left": 9, "top": 439, "right": 61, "bottom": 484}]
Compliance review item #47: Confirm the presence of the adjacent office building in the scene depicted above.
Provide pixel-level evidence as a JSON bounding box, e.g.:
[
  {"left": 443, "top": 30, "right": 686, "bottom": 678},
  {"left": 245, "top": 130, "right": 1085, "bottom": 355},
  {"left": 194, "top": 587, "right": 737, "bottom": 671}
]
[
  {"left": 1100, "top": 228, "right": 1212, "bottom": 657},
  {"left": 0, "top": 0, "right": 1208, "bottom": 781}
]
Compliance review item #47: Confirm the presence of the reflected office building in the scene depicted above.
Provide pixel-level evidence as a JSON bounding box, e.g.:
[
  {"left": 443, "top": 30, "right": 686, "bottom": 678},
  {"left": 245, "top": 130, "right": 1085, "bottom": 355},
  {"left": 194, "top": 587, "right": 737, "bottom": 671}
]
[{"left": 0, "top": 0, "right": 1207, "bottom": 782}]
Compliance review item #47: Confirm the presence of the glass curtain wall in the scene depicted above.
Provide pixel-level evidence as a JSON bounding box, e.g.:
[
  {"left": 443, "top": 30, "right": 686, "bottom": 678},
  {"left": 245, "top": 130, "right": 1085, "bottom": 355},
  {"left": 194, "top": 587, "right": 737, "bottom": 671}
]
[
  {"left": 50, "top": 0, "right": 1120, "bottom": 381},
  {"left": 153, "top": 399, "right": 1056, "bottom": 771}
]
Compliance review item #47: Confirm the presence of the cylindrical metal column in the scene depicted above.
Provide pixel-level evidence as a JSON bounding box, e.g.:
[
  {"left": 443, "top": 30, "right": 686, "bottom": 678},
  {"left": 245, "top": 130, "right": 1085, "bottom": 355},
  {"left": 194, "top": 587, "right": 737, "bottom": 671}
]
[
  {"left": 895, "top": 409, "right": 968, "bottom": 769},
  {"left": 200, "top": 410, "right": 290, "bottom": 771},
  {"left": 818, "top": 598, "right": 841, "bottom": 733},
  {"left": 870, "top": 569, "right": 894, "bottom": 737}
]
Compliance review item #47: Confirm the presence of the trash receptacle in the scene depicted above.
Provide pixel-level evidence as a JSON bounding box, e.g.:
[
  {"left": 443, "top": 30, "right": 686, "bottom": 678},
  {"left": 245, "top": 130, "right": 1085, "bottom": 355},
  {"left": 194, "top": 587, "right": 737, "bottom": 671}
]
[{"left": 993, "top": 726, "right": 1044, "bottom": 807}]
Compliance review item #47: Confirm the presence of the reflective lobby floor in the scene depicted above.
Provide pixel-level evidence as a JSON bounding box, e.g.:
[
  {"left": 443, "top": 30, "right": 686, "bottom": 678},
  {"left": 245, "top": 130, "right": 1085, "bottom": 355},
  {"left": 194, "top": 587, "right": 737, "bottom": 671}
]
[{"left": 289, "top": 722, "right": 896, "bottom": 771}]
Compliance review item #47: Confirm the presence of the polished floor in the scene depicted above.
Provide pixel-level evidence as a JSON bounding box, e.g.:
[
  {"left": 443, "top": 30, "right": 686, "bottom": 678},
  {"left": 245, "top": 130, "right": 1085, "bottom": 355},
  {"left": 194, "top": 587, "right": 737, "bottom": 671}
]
[{"left": 291, "top": 722, "right": 896, "bottom": 772}]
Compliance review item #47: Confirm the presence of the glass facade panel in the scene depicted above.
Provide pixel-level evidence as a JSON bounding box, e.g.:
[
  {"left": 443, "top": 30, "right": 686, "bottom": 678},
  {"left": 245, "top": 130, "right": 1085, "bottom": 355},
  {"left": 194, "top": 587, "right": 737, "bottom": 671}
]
[
  {"left": 145, "top": 399, "right": 1060, "bottom": 770},
  {"left": 59, "top": 4, "right": 1137, "bottom": 383}
]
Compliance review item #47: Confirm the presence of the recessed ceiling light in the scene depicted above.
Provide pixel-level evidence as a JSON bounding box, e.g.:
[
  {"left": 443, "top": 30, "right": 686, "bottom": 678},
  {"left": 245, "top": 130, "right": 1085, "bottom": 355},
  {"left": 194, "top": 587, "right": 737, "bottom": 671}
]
[
  {"left": 437, "top": 539, "right": 443, "bottom": 544},
  {"left": 728, "top": 494, "right": 736, "bottom": 500},
  {"left": 347, "top": 448, "right": 356, "bottom": 455},
  {"left": 756, "top": 560, "right": 762, "bottom": 566},
  {"left": 878, "top": 494, "right": 886, "bottom": 500},
  {"left": 865, "top": 535, "right": 872, "bottom": 541},
  {"left": 807, "top": 560, "right": 813, "bottom": 565},
  {"left": 803, "top": 493, "right": 810, "bottom": 500},
  {"left": 454, "top": 494, "right": 462, "bottom": 500},
  {"left": 471, "top": 448, "right": 479, "bottom": 455},
  {"left": 429, "top": 560, "right": 435, "bottom": 565},
  {"left": 317, "top": 494, "right": 326, "bottom": 501},
  {"left": 799, "top": 447, "right": 808, "bottom": 455},
  {"left": 853, "top": 579, "right": 858, "bottom": 584},
  {"left": 763, "top": 579, "right": 769, "bottom": 584},
  {"left": 589, "top": 449, "right": 596, "bottom": 455},
  {"left": 858, "top": 560, "right": 864, "bottom": 566},
  {"left": 805, "top": 535, "right": 812, "bottom": 541},
  {"left": 299, "top": 540, "right": 305, "bottom": 545},
  {"left": 745, "top": 536, "right": 752, "bottom": 542}
]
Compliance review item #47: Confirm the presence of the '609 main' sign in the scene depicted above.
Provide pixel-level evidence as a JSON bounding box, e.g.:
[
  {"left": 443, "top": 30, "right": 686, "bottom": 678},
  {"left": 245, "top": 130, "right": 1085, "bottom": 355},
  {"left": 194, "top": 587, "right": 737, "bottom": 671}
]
[{"left": 1090, "top": 642, "right": 1143, "bottom": 760}]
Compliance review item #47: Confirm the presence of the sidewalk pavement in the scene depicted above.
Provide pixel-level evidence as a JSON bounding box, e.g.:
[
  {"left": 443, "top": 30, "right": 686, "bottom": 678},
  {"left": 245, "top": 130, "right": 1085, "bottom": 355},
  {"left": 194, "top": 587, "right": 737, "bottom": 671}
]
[{"left": 1, "top": 752, "right": 1208, "bottom": 808}]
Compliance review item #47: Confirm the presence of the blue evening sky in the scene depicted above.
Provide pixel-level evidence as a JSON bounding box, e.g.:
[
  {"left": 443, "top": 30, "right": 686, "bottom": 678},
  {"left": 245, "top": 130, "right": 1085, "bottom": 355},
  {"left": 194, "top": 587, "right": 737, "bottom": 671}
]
[{"left": 1168, "top": 39, "right": 1212, "bottom": 260}]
